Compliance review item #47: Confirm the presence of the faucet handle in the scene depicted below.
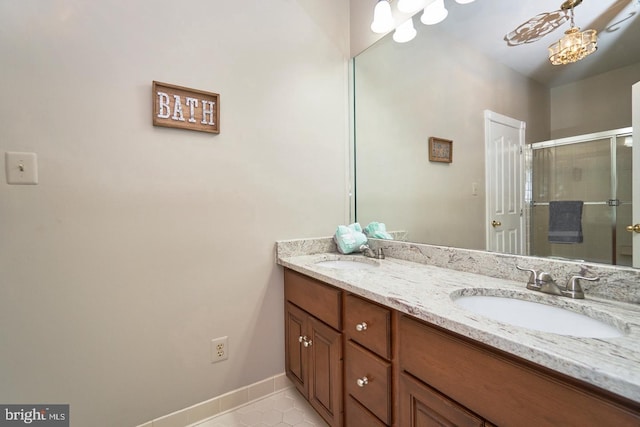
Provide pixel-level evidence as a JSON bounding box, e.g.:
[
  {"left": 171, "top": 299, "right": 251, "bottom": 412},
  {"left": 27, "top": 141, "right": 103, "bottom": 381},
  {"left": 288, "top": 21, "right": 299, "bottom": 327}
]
[
  {"left": 563, "top": 275, "right": 599, "bottom": 299},
  {"left": 516, "top": 265, "right": 539, "bottom": 286}
]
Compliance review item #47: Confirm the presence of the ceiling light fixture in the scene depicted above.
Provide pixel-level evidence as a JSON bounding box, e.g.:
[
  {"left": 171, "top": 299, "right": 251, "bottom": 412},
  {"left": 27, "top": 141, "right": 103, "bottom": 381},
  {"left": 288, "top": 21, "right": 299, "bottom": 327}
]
[
  {"left": 393, "top": 17, "right": 417, "bottom": 43},
  {"left": 548, "top": 0, "right": 597, "bottom": 65},
  {"left": 397, "top": 0, "right": 425, "bottom": 14},
  {"left": 371, "top": 0, "right": 394, "bottom": 34},
  {"left": 421, "top": 0, "right": 448, "bottom": 25},
  {"left": 454, "top": 0, "right": 476, "bottom": 4}
]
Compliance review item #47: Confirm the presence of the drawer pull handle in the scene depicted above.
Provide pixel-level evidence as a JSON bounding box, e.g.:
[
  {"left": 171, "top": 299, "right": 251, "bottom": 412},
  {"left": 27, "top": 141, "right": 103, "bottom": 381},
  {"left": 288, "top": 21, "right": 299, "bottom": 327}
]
[
  {"left": 355, "top": 322, "right": 368, "bottom": 332},
  {"left": 356, "top": 376, "right": 369, "bottom": 387},
  {"left": 298, "top": 335, "right": 306, "bottom": 343}
]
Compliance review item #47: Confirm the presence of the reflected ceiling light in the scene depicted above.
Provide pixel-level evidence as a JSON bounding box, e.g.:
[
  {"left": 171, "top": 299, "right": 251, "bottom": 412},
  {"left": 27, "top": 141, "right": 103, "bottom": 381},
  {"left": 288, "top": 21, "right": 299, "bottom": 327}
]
[
  {"left": 624, "top": 137, "right": 633, "bottom": 147},
  {"left": 371, "top": 0, "right": 394, "bottom": 34},
  {"left": 421, "top": 0, "right": 448, "bottom": 25},
  {"left": 393, "top": 18, "right": 417, "bottom": 43},
  {"left": 548, "top": 0, "right": 597, "bottom": 65},
  {"left": 398, "top": 0, "right": 425, "bottom": 14},
  {"left": 455, "top": 0, "right": 476, "bottom": 3}
]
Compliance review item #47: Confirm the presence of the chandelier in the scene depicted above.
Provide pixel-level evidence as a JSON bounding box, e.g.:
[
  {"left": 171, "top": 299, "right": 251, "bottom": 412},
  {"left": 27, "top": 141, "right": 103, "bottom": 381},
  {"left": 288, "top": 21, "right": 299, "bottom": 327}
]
[{"left": 548, "top": 0, "right": 597, "bottom": 65}]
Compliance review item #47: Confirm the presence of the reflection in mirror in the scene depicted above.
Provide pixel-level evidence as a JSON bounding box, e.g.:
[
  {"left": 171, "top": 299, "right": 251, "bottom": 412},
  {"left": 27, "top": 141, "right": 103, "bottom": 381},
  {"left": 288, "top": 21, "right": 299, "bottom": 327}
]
[
  {"left": 530, "top": 128, "right": 632, "bottom": 266},
  {"left": 353, "top": 1, "right": 639, "bottom": 267}
]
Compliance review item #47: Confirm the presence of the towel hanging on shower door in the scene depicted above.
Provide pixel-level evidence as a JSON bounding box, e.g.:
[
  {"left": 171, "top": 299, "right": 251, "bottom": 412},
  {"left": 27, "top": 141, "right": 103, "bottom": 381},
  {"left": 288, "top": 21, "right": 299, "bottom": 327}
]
[{"left": 548, "top": 201, "right": 584, "bottom": 244}]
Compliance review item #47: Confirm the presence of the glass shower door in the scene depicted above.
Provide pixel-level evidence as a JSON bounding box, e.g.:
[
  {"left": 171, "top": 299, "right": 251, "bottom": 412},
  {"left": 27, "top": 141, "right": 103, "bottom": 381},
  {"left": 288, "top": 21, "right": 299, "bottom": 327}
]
[{"left": 530, "top": 129, "right": 633, "bottom": 266}]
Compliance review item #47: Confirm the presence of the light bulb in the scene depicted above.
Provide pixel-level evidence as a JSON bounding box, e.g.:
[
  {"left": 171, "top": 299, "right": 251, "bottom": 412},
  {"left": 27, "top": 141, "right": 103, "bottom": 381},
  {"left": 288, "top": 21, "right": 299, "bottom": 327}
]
[
  {"left": 398, "top": 0, "right": 425, "bottom": 13},
  {"left": 393, "top": 18, "right": 417, "bottom": 43},
  {"left": 371, "top": 0, "right": 394, "bottom": 34},
  {"left": 421, "top": 0, "right": 448, "bottom": 25}
]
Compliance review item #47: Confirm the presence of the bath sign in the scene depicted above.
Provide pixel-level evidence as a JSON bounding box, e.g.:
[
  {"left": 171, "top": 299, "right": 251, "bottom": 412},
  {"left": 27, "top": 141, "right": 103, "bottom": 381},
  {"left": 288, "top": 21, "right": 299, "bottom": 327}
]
[{"left": 152, "top": 81, "right": 220, "bottom": 134}]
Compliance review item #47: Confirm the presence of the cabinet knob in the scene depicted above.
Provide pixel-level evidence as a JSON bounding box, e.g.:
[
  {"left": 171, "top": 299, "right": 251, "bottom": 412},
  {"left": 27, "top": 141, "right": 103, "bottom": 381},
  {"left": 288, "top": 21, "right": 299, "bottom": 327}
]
[
  {"left": 298, "top": 335, "right": 312, "bottom": 347},
  {"left": 355, "top": 322, "right": 368, "bottom": 332},
  {"left": 356, "top": 376, "right": 369, "bottom": 387}
]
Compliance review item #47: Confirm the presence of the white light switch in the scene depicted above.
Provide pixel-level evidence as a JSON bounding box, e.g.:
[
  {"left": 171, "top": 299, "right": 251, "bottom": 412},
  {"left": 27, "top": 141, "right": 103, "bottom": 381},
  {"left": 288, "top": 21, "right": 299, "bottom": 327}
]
[
  {"left": 472, "top": 182, "right": 478, "bottom": 196},
  {"left": 5, "top": 152, "right": 38, "bottom": 185}
]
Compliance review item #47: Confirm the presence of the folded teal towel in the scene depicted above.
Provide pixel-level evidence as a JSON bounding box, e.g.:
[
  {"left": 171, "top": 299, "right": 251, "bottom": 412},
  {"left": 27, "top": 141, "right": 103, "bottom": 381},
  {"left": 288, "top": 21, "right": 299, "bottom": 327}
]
[
  {"left": 364, "top": 222, "right": 393, "bottom": 240},
  {"left": 334, "top": 223, "right": 368, "bottom": 254}
]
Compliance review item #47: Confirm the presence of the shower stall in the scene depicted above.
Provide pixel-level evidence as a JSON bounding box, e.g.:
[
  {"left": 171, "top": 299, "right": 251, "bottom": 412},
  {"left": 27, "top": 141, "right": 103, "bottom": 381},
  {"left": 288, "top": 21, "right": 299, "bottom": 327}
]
[{"left": 529, "top": 127, "right": 633, "bottom": 266}]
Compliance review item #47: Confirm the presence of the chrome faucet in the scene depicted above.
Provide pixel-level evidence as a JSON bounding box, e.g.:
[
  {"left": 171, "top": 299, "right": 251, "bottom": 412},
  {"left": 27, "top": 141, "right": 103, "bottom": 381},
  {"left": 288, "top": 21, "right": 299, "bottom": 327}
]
[
  {"left": 516, "top": 266, "right": 599, "bottom": 299},
  {"left": 360, "top": 244, "right": 385, "bottom": 259}
]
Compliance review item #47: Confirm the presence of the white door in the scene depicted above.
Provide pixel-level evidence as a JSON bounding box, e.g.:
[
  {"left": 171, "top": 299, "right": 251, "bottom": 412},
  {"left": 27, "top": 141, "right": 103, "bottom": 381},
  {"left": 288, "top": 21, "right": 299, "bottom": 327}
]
[
  {"left": 484, "top": 110, "right": 526, "bottom": 255},
  {"left": 632, "top": 82, "right": 639, "bottom": 268}
]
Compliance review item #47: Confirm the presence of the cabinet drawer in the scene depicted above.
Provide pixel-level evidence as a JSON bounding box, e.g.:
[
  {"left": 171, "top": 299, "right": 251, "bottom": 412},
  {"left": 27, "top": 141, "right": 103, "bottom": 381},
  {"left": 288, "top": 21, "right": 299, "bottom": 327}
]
[
  {"left": 284, "top": 269, "right": 342, "bottom": 330},
  {"left": 399, "top": 315, "right": 640, "bottom": 427},
  {"left": 345, "top": 294, "right": 392, "bottom": 359},
  {"left": 345, "top": 340, "right": 392, "bottom": 425},
  {"left": 345, "top": 395, "right": 387, "bottom": 427}
]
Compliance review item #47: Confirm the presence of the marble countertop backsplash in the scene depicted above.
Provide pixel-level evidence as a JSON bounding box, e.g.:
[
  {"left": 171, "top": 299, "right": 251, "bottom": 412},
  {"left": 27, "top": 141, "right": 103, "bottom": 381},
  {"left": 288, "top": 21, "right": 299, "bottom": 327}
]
[{"left": 275, "top": 237, "right": 640, "bottom": 404}]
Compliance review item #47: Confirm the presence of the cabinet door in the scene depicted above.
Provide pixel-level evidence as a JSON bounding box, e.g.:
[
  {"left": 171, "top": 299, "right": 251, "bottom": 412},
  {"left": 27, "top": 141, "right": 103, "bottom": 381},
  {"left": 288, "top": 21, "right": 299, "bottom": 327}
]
[
  {"left": 399, "top": 373, "right": 484, "bottom": 427},
  {"left": 308, "top": 316, "right": 343, "bottom": 427},
  {"left": 285, "top": 302, "right": 308, "bottom": 398}
]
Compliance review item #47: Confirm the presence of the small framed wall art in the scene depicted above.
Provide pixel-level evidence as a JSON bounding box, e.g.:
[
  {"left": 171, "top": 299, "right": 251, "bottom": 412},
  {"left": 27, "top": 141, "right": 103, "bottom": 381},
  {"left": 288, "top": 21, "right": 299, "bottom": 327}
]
[{"left": 428, "top": 137, "right": 453, "bottom": 163}]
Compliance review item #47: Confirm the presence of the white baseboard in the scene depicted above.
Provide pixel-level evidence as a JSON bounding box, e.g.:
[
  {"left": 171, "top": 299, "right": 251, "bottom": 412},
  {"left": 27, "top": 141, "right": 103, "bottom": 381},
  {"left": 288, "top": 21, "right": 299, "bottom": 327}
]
[{"left": 136, "top": 373, "right": 292, "bottom": 427}]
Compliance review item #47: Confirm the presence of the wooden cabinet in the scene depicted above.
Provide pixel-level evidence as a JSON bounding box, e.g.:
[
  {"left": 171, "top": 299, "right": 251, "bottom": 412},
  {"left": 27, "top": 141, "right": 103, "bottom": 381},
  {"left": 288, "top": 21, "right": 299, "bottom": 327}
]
[
  {"left": 398, "top": 314, "right": 640, "bottom": 427},
  {"left": 344, "top": 294, "right": 393, "bottom": 426},
  {"left": 399, "top": 372, "right": 484, "bottom": 427},
  {"left": 346, "top": 395, "right": 387, "bottom": 427},
  {"left": 284, "top": 268, "right": 640, "bottom": 427},
  {"left": 284, "top": 269, "right": 343, "bottom": 427}
]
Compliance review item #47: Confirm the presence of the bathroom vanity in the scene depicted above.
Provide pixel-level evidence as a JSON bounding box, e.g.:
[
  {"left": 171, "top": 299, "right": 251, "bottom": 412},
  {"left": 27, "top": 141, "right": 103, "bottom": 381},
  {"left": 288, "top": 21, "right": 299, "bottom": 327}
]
[{"left": 277, "top": 238, "right": 640, "bottom": 427}]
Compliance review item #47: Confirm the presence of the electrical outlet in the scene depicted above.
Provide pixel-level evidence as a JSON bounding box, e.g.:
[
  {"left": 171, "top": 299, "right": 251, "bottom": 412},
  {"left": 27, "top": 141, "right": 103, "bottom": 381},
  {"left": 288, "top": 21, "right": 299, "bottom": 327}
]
[{"left": 211, "top": 336, "right": 228, "bottom": 363}]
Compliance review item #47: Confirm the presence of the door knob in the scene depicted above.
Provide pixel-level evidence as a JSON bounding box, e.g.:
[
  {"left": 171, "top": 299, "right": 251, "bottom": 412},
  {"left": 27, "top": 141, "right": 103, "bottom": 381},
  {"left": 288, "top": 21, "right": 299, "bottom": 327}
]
[
  {"left": 626, "top": 224, "right": 640, "bottom": 233},
  {"left": 491, "top": 220, "right": 502, "bottom": 228}
]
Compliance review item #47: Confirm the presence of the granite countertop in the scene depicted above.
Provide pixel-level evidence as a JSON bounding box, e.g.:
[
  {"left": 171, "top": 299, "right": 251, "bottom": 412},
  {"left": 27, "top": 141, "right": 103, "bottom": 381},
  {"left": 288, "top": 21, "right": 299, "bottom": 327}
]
[{"left": 277, "top": 252, "right": 640, "bottom": 404}]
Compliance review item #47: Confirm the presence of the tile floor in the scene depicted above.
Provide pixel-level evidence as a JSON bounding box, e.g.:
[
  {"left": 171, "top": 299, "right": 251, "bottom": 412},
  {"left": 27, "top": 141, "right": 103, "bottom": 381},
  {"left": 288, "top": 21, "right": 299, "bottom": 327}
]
[{"left": 193, "top": 388, "right": 328, "bottom": 427}]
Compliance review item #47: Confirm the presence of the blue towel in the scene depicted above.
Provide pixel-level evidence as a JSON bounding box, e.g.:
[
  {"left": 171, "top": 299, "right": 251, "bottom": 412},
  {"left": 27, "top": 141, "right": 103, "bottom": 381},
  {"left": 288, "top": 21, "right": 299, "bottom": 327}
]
[{"left": 548, "top": 201, "right": 583, "bottom": 244}]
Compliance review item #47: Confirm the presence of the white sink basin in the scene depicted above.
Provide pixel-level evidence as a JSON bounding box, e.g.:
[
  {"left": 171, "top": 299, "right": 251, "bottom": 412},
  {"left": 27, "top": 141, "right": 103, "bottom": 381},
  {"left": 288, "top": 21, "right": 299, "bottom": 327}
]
[
  {"left": 453, "top": 294, "right": 624, "bottom": 339},
  {"left": 315, "top": 259, "right": 378, "bottom": 270}
]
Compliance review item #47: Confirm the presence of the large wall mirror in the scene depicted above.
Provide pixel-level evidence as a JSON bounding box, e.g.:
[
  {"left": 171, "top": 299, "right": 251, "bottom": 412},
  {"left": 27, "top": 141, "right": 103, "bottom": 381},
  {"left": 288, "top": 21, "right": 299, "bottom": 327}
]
[{"left": 353, "top": 0, "right": 640, "bottom": 267}]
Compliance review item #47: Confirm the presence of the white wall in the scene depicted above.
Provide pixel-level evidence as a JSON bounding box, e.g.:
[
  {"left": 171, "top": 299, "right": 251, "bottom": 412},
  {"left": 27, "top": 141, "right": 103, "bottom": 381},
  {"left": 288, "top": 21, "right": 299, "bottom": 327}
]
[
  {"left": 550, "top": 62, "right": 640, "bottom": 138},
  {"left": 0, "top": 1, "right": 349, "bottom": 426}
]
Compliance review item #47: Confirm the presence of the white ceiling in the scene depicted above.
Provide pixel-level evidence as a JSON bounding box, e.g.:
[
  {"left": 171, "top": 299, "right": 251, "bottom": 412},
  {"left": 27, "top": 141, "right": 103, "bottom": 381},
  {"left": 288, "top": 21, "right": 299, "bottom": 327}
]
[{"left": 433, "top": 0, "right": 640, "bottom": 87}]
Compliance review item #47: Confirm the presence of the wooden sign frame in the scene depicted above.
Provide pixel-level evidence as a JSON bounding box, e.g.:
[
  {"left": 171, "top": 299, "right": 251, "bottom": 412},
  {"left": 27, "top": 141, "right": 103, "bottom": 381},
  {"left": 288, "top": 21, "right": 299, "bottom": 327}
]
[
  {"left": 152, "top": 81, "right": 220, "bottom": 134},
  {"left": 429, "top": 137, "right": 453, "bottom": 163}
]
